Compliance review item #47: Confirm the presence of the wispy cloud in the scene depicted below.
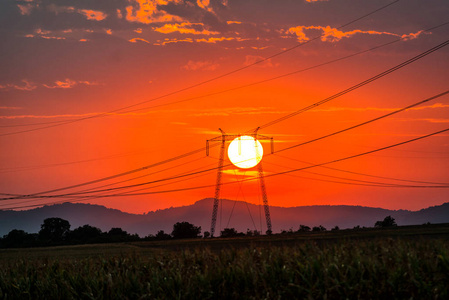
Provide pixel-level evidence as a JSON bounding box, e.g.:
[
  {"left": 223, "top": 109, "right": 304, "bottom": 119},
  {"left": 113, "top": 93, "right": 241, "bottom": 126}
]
[
  {"left": 78, "top": 9, "right": 107, "bottom": 21},
  {"left": 287, "top": 25, "right": 426, "bottom": 43},
  {"left": 154, "top": 37, "right": 194, "bottom": 45},
  {"left": 222, "top": 169, "right": 260, "bottom": 177},
  {"left": 244, "top": 55, "right": 278, "bottom": 68},
  {"left": 17, "top": 3, "right": 34, "bottom": 15},
  {"left": 401, "top": 30, "right": 427, "bottom": 41},
  {"left": 0, "top": 112, "right": 100, "bottom": 120},
  {"left": 129, "top": 37, "right": 151, "bottom": 43},
  {"left": 197, "top": 0, "right": 214, "bottom": 14},
  {"left": 46, "top": 5, "right": 108, "bottom": 21},
  {"left": 43, "top": 79, "right": 98, "bottom": 89},
  {"left": 26, "top": 28, "right": 66, "bottom": 40},
  {"left": 125, "top": 0, "right": 183, "bottom": 24},
  {"left": 394, "top": 118, "right": 449, "bottom": 124},
  {"left": 153, "top": 22, "right": 219, "bottom": 35},
  {"left": 0, "top": 106, "right": 22, "bottom": 110},
  {"left": 0, "top": 106, "right": 287, "bottom": 120},
  {"left": 195, "top": 37, "right": 235, "bottom": 43},
  {"left": 153, "top": 36, "right": 246, "bottom": 45},
  {"left": 182, "top": 60, "right": 219, "bottom": 71},
  {"left": 189, "top": 107, "right": 289, "bottom": 117},
  {"left": 0, "top": 80, "right": 37, "bottom": 91},
  {"left": 313, "top": 103, "right": 449, "bottom": 112}
]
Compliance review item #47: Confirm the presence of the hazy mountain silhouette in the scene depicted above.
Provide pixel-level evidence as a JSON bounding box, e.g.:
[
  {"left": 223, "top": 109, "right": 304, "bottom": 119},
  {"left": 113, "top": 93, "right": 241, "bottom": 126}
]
[{"left": 1, "top": 199, "right": 448, "bottom": 237}]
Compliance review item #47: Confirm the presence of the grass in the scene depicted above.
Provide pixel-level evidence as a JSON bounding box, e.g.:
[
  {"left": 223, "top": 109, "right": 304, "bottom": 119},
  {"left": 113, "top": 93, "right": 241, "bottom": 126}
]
[{"left": 1, "top": 225, "right": 449, "bottom": 299}]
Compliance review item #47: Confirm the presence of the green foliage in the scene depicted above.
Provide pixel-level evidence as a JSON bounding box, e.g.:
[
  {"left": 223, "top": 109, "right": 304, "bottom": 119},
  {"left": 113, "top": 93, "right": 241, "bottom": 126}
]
[{"left": 0, "top": 238, "right": 448, "bottom": 299}]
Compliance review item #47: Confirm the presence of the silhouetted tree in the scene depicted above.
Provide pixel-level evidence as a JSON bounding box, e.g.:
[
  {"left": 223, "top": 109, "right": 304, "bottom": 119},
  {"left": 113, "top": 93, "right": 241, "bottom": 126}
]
[
  {"left": 245, "top": 229, "right": 260, "bottom": 236},
  {"left": 281, "top": 228, "right": 294, "bottom": 235},
  {"left": 39, "top": 217, "right": 71, "bottom": 243},
  {"left": 171, "top": 222, "right": 201, "bottom": 239},
  {"left": 298, "top": 225, "right": 311, "bottom": 232},
  {"left": 155, "top": 230, "right": 171, "bottom": 240},
  {"left": 312, "top": 225, "right": 326, "bottom": 232},
  {"left": 375, "top": 216, "right": 397, "bottom": 228},
  {"left": 220, "top": 228, "right": 241, "bottom": 238},
  {"left": 143, "top": 234, "right": 155, "bottom": 241},
  {"left": 107, "top": 227, "right": 138, "bottom": 242},
  {"left": 69, "top": 225, "right": 103, "bottom": 243},
  {"left": 331, "top": 226, "right": 340, "bottom": 231},
  {"left": 1, "top": 229, "right": 37, "bottom": 248},
  {"left": 203, "top": 231, "right": 210, "bottom": 238},
  {"left": 108, "top": 227, "right": 127, "bottom": 236}
]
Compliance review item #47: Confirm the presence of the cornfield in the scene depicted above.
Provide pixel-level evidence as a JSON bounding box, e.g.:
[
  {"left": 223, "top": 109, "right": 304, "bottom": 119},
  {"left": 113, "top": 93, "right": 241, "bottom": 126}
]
[{"left": 1, "top": 238, "right": 448, "bottom": 299}]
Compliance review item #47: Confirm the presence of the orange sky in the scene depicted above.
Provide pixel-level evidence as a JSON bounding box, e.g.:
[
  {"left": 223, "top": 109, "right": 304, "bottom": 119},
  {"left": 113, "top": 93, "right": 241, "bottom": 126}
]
[{"left": 1, "top": 0, "right": 448, "bottom": 214}]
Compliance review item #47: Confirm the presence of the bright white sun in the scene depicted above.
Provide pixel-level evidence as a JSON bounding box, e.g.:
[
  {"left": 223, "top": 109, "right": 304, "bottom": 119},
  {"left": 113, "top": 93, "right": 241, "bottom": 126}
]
[{"left": 228, "top": 135, "right": 263, "bottom": 169}]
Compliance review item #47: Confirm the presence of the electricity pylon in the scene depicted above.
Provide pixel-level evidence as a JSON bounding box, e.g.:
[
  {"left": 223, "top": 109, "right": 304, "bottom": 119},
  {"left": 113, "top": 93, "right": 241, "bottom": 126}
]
[{"left": 206, "top": 128, "right": 274, "bottom": 237}]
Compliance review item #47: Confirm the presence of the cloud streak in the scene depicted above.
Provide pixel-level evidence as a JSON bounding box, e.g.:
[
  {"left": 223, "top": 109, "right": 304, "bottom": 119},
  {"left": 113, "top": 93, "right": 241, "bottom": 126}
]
[
  {"left": 0, "top": 80, "right": 37, "bottom": 91},
  {"left": 43, "top": 79, "right": 99, "bottom": 89},
  {"left": 287, "top": 25, "right": 426, "bottom": 43},
  {"left": 182, "top": 60, "right": 219, "bottom": 71},
  {"left": 129, "top": 37, "right": 151, "bottom": 43},
  {"left": 125, "top": 0, "right": 183, "bottom": 24},
  {"left": 153, "top": 22, "right": 219, "bottom": 35},
  {"left": 313, "top": 103, "right": 449, "bottom": 113},
  {"left": 78, "top": 9, "right": 107, "bottom": 21}
]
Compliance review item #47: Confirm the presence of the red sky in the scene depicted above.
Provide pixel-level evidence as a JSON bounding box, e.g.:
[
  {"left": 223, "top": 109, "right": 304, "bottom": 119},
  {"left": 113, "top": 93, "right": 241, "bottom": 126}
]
[{"left": 1, "top": 0, "right": 448, "bottom": 214}]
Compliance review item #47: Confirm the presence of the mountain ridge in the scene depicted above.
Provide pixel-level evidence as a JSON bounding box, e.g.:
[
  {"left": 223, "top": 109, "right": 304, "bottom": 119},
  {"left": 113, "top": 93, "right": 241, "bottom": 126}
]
[{"left": 1, "top": 199, "right": 448, "bottom": 237}]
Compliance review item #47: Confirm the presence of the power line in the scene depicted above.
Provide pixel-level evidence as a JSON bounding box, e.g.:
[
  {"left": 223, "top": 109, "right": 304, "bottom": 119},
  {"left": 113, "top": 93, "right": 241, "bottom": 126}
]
[
  {"left": 2, "top": 85, "right": 448, "bottom": 203},
  {"left": 275, "top": 89, "right": 449, "bottom": 153},
  {"left": 2, "top": 126, "right": 448, "bottom": 210},
  {"left": 0, "top": 1, "right": 401, "bottom": 136},
  {"left": 2, "top": 32, "right": 448, "bottom": 204},
  {"left": 265, "top": 128, "right": 449, "bottom": 180},
  {"left": 0, "top": 161, "right": 217, "bottom": 208},
  {"left": 4, "top": 146, "right": 212, "bottom": 198},
  {"left": 51, "top": 86, "right": 449, "bottom": 195},
  {"left": 275, "top": 154, "right": 449, "bottom": 186},
  {"left": 262, "top": 161, "right": 445, "bottom": 187},
  {"left": 255, "top": 38, "right": 449, "bottom": 130},
  {"left": 5, "top": 20, "right": 449, "bottom": 131}
]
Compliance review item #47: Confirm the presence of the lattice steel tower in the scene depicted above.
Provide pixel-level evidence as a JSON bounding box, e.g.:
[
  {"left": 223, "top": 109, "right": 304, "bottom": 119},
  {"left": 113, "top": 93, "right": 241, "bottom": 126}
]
[{"left": 206, "top": 128, "right": 273, "bottom": 237}]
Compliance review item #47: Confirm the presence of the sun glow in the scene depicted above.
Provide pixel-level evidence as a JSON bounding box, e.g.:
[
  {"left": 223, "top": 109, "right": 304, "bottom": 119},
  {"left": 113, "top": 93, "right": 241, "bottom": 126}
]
[{"left": 227, "top": 136, "right": 263, "bottom": 169}]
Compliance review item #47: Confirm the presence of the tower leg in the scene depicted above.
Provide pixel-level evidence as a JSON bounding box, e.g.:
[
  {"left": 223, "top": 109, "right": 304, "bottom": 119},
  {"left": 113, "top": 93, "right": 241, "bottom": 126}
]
[
  {"left": 258, "top": 163, "right": 272, "bottom": 234},
  {"left": 210, "top": 135, "right": 225, "bottom": 237}
]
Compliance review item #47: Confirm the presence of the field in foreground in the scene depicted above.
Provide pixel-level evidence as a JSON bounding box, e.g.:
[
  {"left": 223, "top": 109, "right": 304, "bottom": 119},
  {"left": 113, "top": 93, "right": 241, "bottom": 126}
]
[{"left": 1, "top": 225, "right": 449, "bottom": 299}]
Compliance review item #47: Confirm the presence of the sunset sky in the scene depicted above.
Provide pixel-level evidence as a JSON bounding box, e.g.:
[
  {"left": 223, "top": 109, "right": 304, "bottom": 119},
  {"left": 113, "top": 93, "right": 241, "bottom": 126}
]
[{"left": 1, "top": 0, "right": 448, "bottom": 215}]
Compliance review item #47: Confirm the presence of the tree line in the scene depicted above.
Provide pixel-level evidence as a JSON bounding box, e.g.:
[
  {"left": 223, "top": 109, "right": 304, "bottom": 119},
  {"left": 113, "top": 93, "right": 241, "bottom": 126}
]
[{"left": 0, "top": 215, "right": 398, "bottom": 248}]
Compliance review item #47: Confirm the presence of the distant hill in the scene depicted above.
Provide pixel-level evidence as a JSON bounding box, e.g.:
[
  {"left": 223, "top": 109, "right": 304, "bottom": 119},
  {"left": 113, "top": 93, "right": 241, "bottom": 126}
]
[{"left": 1, "top": 199, "right": 448, "bottom": 237}]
